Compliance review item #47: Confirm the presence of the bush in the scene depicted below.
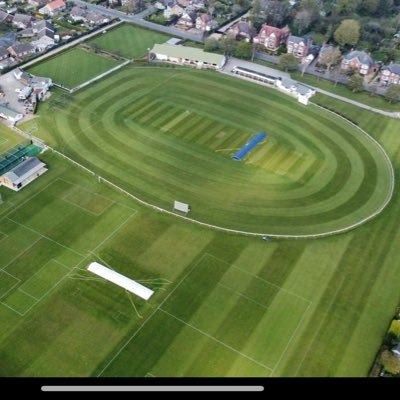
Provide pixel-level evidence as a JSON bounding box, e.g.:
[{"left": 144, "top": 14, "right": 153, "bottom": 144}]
[
  {"left": 389, "top": 320, "right": 400, "bottom": 338},
  {"left": 381, "top": 350, "right": 400, "bottom": 375}
]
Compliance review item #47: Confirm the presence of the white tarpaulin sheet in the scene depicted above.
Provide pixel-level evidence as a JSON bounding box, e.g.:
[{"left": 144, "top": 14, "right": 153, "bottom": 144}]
[{"left": 87, "top": 262, "right": 154, "bottom": 300}]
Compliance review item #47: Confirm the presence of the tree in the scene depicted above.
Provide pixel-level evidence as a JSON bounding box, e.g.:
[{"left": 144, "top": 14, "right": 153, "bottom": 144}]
[
  {"left": 357, "top": 0, "right": 379, "bottom": 15},
  {"left": 385, "top": 85, "right": 400, "bottom": 103},
  {"left": 235, "top": 40, "right": 252, "bottom": 59},
  {"left": 335, "top": 0, "right": 361, "bottom": 16},
  {"left": 318, "top": 46, "right": 342, "bottom": 72},
  {"left": 347, "top": 74, "right": 364, "bottom": 92},
  {"left": 249, "top": 0, "right": 262, "bottom": 24},
  {"left": 279, "top": 54, "right": 299, "bottom": 72},
  {"left": 334, "top": 19, "right": 361, "bottom": 47},
  {"left": 221, "top": 37, "right": 237, "bottom": 56},
  {"left": 294, "top": 10, "right": 313, "bottom": 35},
  {"left": 204, "top": 38, "right": 219, "bottom": 52},
  {"left": 381, "top": 350, "right": 400, "bottom": 375}
]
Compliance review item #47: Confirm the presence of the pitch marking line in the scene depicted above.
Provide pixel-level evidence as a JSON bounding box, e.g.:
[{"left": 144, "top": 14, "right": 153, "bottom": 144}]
[
  {"left": 0, "top": 271, "right": 21, "bottom": 301},
  {"left": 6, "top": 217, "right": 85, "bottom": 258},
  {"left": 159, "top": 307, "right": 273, "bottom": 374},
  {"left": 271, "top": 301, "right": 312, "bottom": 376},
  {"left": 18, "top": 288, "right": 40, "bottom": 301},
  {"left": 58, "top": 178, "right": 137, "bottom": 213},
  {"left": 97, "top": 253, "right": 212, "bottom": 377},
  {"left": 0, "top": 300, "right": 24, "bottom": 317},
  {"left": 91, "top": 211, "right": 137, "bottom": 254},
  {"left": 1, "top": 237, "right": 42, "bottom": 272},
  {"left": 17, "top": 258, "right": 71, "bottom": 301},
  {"left": 205, "top": 253, "right": 312, "bottom": 305},
  {"left": 61, "top": 195, "right": 114, "bottom": 217},
  {"left": 0, "top": 230, "right": 9, "bottom": 245}
]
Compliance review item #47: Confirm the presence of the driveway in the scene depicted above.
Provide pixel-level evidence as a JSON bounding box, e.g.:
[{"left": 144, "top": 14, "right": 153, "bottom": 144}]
[{"left": 0, "top": 71, "right": 27, "bottom": 115}]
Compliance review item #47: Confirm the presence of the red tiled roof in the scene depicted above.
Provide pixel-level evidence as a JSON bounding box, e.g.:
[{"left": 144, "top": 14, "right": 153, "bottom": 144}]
[{"left": 46, "top": 0, "right": 65, "bottom": 11}]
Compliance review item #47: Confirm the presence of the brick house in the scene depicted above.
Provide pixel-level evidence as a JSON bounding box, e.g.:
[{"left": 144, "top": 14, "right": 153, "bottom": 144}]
[
  {"left": 379, "top": 63, "right": 400, "bottom": 86},
  {"left": 195, "top": 14, "right": 217, "bottom": 32},
  {"left": 287, "top": 35, "right": 312, "bottom": 58},
  {"left": 7, "top": 42, "right": 35, "bottom": 59},
  {"left": 341, "top": 50, "right": 375, "bottom": 75},
  {"left": 228, "top": 21, "right": 256, "bottom": 41},
  {"left": 255, "top": 24, "right": 290, "bottom": 51},
  {"left": 39, "top": 0, "right": 66, "bottom": 16}
]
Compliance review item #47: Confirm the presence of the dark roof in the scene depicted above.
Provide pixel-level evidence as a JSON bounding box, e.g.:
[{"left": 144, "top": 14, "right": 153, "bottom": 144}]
[
  {"left": 383, "top": 63, "right": 400, "bottom": 75},
  {"left": 344, "top": 50, "right": 374, "bottom": 66},
  {"left": 33, "top": 20, "right": 55, "bottom": 32},
  {"left": 12, "top": 13, "right": 32, "bottom": 24},
  {"left": 0, "top": 47, "right": 8, "bottom": 58},
  {"left": 0, "top": 32, "right": 17, "bottom": 48},
  {"left": 0, "top": 9, "right": 8, "bottom": 22},
  {"left": 2, "top": 157, "right": 45, "bottom": 184},
  {"left": 288, "top": 35, "right": 311, "bottom": 44},
  {"left": 37, "top": 28, "right": 54, "bottom": 39},
  {"left": 8, "top": 42, "right": 34, "bottom": 54}
]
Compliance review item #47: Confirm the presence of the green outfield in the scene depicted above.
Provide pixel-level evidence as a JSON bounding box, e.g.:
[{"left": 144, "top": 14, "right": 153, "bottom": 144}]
[
  {"left": 27, "top": 47, "right": 121, "bottom": 88},
  {"left": 1, "top": 61, "right": 399, "bottom": 378},
  {"left": 88, "top": 24, "right": 171, "bottom": 59},
  {"left": 22, "top": 66, "right": 393, "bottom": 236},
  {"left": 0, "top": 125, "right": 24, "bottom": 153}
]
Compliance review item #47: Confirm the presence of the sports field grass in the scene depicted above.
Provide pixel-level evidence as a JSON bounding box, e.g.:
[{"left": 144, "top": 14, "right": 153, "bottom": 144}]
[
  {"left": 88, "top": 24, "right": 171, "bottom": 59},
  {"left": 0, "top": 124, "right": 24, "bottom": 153},
  {"left": 0, "top": 106, "right": 400, "bottom": 377},
  {"left": 27, "top": 47, "right": 121, "bottom": 88},
  {"left": 24, "top": 66, "right": 393, "bottom": 236}
]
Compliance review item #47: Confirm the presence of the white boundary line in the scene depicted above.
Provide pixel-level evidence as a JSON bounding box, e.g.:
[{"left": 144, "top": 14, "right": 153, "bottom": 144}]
[
  {"left": 158, "top": 307, "right": 273, "bottom": 374},
  {"left": 1, "top": 237, "right": 42, "bottom": 272},
  {"left": 36, "top": 111, "right": 394, "bottom": 239},
  {"left": 97, "top": 253, "right": 211, "bottom": 376}
]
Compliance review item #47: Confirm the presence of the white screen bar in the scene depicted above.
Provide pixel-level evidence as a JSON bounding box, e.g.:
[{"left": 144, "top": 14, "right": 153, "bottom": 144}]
[{"left": 42, "top": 386, "right": 264, "bottom": 392}]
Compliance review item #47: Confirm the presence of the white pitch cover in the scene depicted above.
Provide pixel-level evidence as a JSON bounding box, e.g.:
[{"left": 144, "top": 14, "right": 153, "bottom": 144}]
[{"left": 87, "top": 262, "right": 154, "bottom": 300}]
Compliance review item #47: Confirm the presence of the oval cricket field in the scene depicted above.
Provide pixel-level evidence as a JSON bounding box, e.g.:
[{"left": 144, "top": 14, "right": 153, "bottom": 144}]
[{"left": 40, "top": 67, "right": 393, "bottom": 236}]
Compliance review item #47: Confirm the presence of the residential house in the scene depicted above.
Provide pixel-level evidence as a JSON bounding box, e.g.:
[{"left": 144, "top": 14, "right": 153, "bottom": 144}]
[
  {"left": 190, "top": 0, "right": 205, "bottom": 10},
  {"left": 0, "top": 9, "right": 13, "bottom": 23},
  {"left": 0, "top": 47, "right": 9, "bottom": 62},
  {"left": 7, "top": 42, "right": 35, "bottom": 59},
  {"left": 85, "top": 12, "right": 110, "bottom": 25},
  {"left": 176, "top": 11, "right": 197, "bottom": 29},
  {"left": 32, "top": 20, "right": 55, "bottom": 34},
  {"left": 164, "top": 4, "right": 184, "bottom": 19},
  {"left": 228, "top": 21, "right": 256, "bottom": 41},
  {"left": 28, "top": 0, "right": 50, "bottom": 7},
  {"left": 195, "top": 14, "right": 217, "bottom": 32},
  {"left": 12, "top": 13, "right": 33, "bottom": 29},
  {"left": 255, "top": 24, "right": 290, "bottom": 51},
  {"left": 70, "top": 6, "right": 87, "bottom": 21},
  {"left": 341, "top": 50, "right": 375, "bottom": 75},
  {"left": 177, "top": 0, "right": 190, "bottom": 7},
  {"left": 379, "top": 63, "right": 400, "bottom": 85},
  {"left": 18, "top": 28, "right": 34, "bottom": 38},
  {"left": 287, "top": 35, "right": 312, "bottom": 58},
  {"left": 154, "top": 0, "right": 174, "bottom": 9},
  {"left": 39, "top": 0, "right": 66, "bottom": 16},
  {"left": 32, "top": 28, "right": 55, "bottom": 51}
]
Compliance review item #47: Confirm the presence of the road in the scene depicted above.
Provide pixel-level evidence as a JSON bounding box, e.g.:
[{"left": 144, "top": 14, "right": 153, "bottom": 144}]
[{"left": 72, "top": 0, "right": 204, "bottom": 42}]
